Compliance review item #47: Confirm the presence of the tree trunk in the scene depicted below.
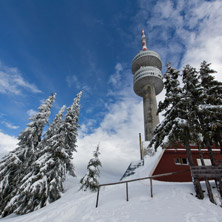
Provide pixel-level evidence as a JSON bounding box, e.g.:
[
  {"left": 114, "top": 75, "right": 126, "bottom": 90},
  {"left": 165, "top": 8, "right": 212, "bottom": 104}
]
[
  {"left": 205, "top": 138, "right": 216, "bottom": 165},
  {"left": 197, "top": 142, "right": 205, "bottom": 166},
  {"left": 205, "top": 136, "right": 222, "bottom": 198},
  {"left": 205, "top": 178, "right": 216, "bottom": 204},
  {"left": 197, "top": 142, "right": 215, "bottom": 203},
  {"left": 184, "top": 129, "right": 204, "bottom": 199}
]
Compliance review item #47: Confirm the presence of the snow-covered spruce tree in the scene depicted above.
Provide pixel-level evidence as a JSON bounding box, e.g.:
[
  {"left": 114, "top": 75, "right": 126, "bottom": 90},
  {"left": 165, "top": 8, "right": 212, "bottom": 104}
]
[
  {"left": 38, "top": 105, "right": 67, "bottom": 152},
  {"left": 0, "top": 94, "right": 56, "bottom": 217},
  {"left": 197, "top": 61, "right": 222, "bottom": 198},
  {"left": 14, "top": 105, "right": 67, "bottom": 214},
  {"left": 181, "top": 64, "right": 217, "bottom": 203},
  {"left": 182, "top": 64, "right": 217, "bottom": 154},
  {"left": 80, "top": 145, "right": 102, "bottom": 192},
  {"left": 149, "top": 63, "right": 182, "bottom": 151},
  {"left": 198, "top": 61, "right": 222, "bottom": 152},
  {"left": 149, "top": 64, "right": 204, "bottom": 199},
  {"left": 18, "top": 93, "right": 56, "bottom": 164},
  {"left": 0, "top": 152, "right": 22, "bottom": 217},
  {"left": 63, "top": 91, "right": 82, "bottom": 176},
  {"left": 13, "top": 91, "right": 82, "bottom": 215},
  {"left": 158, "top": 63, "right": 182, "bottom": 117}
]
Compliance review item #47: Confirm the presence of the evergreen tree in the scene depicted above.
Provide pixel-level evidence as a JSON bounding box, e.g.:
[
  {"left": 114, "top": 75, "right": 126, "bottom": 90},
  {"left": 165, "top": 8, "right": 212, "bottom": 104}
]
[
  {"left": 80, "top": 145, "right": 102, "bottom": 192},
  {"left": 149, "top": 64, "right": 204, "bottom": 199},
  {"left": 158, "top": 63, "right": 182, "bottom": 115},
  {"left": 198, "top": 61, "right": 222, "bottom": 150},
  {"left": 14, "top": 105, "right": 67, "bottom": 214},
  {"left": 0, "top": 94, "right": 56, "bottom": 217},
  {"left": 63, "top": 91, "right": 82, "bottom": 176},
  {"left": 18, "top": 93, "right": 56, "bottom": 163},
  {"left": 0, "top": 152, "right": 22, "bottom": 217},
  {"left": 12, "top": 92, "right": 82, "bottom": 215},
  {"left": 197, "top": 61, "right": 222, "bottom": 198},
  {"left": 181, "top": 64, "right": 217, "bottom": 201},
  {"left": 150, "top": 63, "right": 183, "bottom": 150},
  {"left": 38, "top": 105, "right": 66, "bottom": 152}
]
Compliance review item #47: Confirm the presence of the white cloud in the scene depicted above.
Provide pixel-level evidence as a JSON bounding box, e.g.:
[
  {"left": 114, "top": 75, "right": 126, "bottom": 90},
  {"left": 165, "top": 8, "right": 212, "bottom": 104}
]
[
  {"left": 79, "top": 119, "right": 97, "bottom": 136},
  {"left": 108, "top": 63, "right": 123, "bottom": 88},
  {"left": 107, "top": 63, "right": 132, "bottom": 99},
  {"left": 1, "top": 121, "right": 19, "bottom": 129},
  {"left": 66, "top": 74, "right": 90, "bottom": 93},
  {"left": 135, "top": 0, "right": 222, "bottom": 82},
  {"left": 27, "top": 109, "right": 37, "bottom": 117},
  {"left": 0, "top": 62, "right": 42, "bottom": 95},
  {"left": 66, "top": 75, "right": 79, "bottom": 88},
  {"left": 181, "top": 0, "right": 222, "bottom": 82},
  {"left": 0, "top": 132, "right": 18, "bottom": 160},
  {"left": 75, "top": 94, "right": 144, "bottom": 181}
]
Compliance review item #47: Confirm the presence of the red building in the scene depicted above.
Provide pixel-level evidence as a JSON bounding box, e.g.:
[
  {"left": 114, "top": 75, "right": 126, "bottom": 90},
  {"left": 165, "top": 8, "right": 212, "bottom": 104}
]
[{"left": 150, "top": 144, "right": 222, "bottom": 182}]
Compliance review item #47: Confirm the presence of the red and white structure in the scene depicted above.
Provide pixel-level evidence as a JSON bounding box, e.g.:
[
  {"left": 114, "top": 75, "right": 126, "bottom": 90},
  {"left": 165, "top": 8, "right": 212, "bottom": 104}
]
[{"left": 141, "top": 29, "right": 147, "bottom": 51}]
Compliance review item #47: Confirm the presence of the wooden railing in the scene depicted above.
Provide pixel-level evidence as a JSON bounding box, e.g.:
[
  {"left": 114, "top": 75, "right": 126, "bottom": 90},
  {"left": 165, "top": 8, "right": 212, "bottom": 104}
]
[
  {"left": 96, "top": 169, "right": 190, "bottom": 207},
  {"left": 191, "top": 165, "right": 222, "bottom": 178}
]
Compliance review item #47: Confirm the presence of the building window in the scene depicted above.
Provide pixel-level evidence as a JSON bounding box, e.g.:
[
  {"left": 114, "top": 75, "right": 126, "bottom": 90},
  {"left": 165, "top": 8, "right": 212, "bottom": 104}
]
[
  {"left": 197, "top": 159, "right": 211, "bottom": 166},
  {"left": 182, "top": 158, "right": 188, "bottom": 165},
  {"left": 174, "top": 158, "right": 188, "bottom": 165}
]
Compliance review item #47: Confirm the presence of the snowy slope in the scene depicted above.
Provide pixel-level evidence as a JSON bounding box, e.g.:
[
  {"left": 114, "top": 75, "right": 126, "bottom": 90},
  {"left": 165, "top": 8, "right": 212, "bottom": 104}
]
[{"left": 1, "top": 152, "right": 222, "bottom": 222}]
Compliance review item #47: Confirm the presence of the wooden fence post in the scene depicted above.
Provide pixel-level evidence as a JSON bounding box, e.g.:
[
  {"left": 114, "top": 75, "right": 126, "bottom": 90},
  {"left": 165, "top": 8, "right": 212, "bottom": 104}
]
[
  {"left": 96, "top": 186, "right": 100, "bottom": 208},
  {"left": 150, "top": 178, "right": 153, "bottom": 198},
  {"left": 126, "top": 182, "right": 129, "bottom": 201}
]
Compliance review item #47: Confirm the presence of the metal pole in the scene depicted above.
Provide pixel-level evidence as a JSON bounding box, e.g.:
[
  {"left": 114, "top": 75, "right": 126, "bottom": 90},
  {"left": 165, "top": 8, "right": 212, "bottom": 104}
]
[
  {"left": 150, "top": 178, "right": 153, "bottom": 198},
  {"left": 96, "top": 186, "right": 100, "bottom": 208},
  {"left": 139, "top": 133, "right": 143, "bottom": 160},
  {"left": 126, "top": 182, "right": 129, "bottom": 201}
]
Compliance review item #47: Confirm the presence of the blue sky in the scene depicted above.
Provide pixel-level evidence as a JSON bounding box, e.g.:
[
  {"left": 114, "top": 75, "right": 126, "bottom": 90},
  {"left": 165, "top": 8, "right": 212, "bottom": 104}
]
[
  {"left": 0, "top": 0, "right": 136, "bottom": 135},
  {"left": 0, "top": 0, "right": 222, "bottom": 180}
]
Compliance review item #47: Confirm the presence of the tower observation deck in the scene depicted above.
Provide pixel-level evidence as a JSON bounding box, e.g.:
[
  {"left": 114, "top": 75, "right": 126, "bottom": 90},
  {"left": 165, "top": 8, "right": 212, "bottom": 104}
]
[{"left": 132, "top": 30, "right": 163, "bottom": 141}]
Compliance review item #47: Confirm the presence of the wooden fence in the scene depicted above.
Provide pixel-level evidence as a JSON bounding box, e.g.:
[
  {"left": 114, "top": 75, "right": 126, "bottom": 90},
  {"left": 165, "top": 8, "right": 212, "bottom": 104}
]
[
  {"left": 191, "top": 165, "right": 222, "bottom": 179},
  {"left": 96, "top": 169, "right": 190, "bottom": 207}
]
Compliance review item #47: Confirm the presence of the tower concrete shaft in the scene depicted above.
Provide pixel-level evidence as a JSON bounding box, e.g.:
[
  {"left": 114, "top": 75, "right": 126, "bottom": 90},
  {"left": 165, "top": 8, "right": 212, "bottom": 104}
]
[
  {"left": 143, "top": 85, "right": 159, "bottom": 141},
  {"left": 132, "top": 30, "right": 163, "bottom": 141}
]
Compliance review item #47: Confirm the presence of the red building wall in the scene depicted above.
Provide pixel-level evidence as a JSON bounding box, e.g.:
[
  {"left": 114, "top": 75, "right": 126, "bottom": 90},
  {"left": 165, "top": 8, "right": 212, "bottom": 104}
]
[{"left": 151, "top": 145, "right": 222, "bottom": 182}]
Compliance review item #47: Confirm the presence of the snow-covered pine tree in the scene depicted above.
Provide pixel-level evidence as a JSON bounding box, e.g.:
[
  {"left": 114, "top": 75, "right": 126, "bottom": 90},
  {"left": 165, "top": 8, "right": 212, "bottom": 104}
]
[
  {"left": 13, "top": 91, "right": 82, "bottom": 215},
  {"left": 14, "top": 105, "right": 67, "bottom": 214},
  {"left": 80, "top": 145, "right": 102, "bottom": 192},
  {"left": 198, "top": 61, "right": 222, "bottom": 150},
  {"left": 149, "top": 64, "right": 204, "bottom": 199},
  {"left": 0, "top": 152, "right": 22, "bottom": 217},
  {"left": 158, "top": 63, "right": 182, "bottom": 116},
  {"left": 181, "top": 65, "right": 202, "bottom": 139},
  {"left": 181, "top": 64, "right": 217, "bottom": 202},
  {"left": 199, "top": 61, "right": 222, "bottom": 105},
  {"left": 149, "top": 63, "right": 182, "bottom": 151},
  {"left": 18, "top": 93, "right": 56, "bottom": 165},
  {"left": 38, "top": 105, "right": 66, "bottom": 152},
  {"left": 0, "top": 94, "right": 56, "bottom": 217},
  {"left": 63, "top": 91, "right": 82, "bottom": 176},
  {"left": 197, "top": 61, "right": 222, "bottom": 198}
]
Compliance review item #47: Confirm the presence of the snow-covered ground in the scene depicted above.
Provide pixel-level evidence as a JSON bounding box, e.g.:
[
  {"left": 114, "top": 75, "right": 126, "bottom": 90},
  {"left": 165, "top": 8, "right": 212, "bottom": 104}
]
[{"left": 1, "top": 152, "right": 222, "bottom": 222}]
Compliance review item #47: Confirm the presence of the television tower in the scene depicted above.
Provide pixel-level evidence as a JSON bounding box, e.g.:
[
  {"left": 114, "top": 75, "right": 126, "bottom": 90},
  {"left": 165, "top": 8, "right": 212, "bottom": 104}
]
[{"left": 132, "top": 30, "right": 163, "bottom": 141}]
